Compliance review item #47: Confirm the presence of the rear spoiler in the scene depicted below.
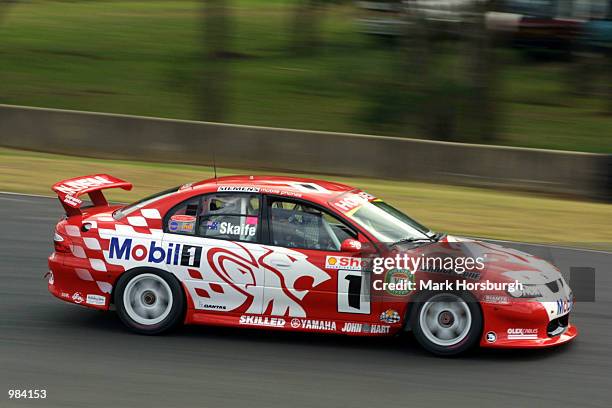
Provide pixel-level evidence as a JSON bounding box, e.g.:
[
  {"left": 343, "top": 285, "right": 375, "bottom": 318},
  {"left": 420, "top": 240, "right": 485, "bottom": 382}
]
[{"left": 52, "top": 174, "right": 133, "bottom": 216}]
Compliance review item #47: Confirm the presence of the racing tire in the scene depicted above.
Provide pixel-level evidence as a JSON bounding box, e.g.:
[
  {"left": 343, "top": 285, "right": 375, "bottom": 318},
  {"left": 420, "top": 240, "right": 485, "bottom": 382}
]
[
  {"left": 114, "top": 269, "right": 185, "bottom": 335},
  {"left": 410, "top": 291, "right": 482, "bottom": 356}
]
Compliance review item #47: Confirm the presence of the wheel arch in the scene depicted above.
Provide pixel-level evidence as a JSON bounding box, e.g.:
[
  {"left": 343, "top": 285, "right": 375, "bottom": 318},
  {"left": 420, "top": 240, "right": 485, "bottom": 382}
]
[{"left": 110, "top": 266, "right": 187, "bottom": 307}]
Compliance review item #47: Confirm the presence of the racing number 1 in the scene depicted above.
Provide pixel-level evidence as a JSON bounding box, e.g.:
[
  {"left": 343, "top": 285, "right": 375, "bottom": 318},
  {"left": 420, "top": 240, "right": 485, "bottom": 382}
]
[
  {"left": 180, "top": 245, "right": 202, "bottom": 267},
  {"left": 337, "top": 270, "right": 370, "bottom": 314}
]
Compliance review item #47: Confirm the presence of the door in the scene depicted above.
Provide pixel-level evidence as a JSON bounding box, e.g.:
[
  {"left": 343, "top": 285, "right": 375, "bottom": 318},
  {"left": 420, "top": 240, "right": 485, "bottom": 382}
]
[
  {"left": 162, "top": 192, "right": 266, "bottom": 315},
  {"left": 263, "top": 197, "right": 372, "bottom": 322}
]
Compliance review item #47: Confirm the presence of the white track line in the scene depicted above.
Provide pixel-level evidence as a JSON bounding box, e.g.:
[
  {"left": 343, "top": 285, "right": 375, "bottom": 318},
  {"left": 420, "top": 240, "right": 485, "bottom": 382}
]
[
  {"left": 1, "top": 191, "right": 610, "bottom": 255},
  {"left": 0, "top": 191, "right": 55, "bottom": 199},
  {"left": 475, "top": 237, "right": 612, "bottom": 255}
]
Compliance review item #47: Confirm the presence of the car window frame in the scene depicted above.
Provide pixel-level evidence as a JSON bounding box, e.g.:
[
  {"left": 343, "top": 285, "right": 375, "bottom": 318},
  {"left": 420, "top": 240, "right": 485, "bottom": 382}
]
[
  {"left": 163, "top": 192, "right": 264, "bottom": 244},
  {"left": 263, "top": 194, "right": 361, "bottom": 253}
]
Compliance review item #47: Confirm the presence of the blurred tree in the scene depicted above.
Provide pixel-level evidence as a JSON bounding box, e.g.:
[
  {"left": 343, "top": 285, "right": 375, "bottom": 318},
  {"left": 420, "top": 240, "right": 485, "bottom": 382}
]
[
  {"left": 199, "top": 0, "right": 232, "bottom": 122},
  {"left": 398, "top": 1, "right": 434, "bottom": 137},
  {"left": 290, "top": 0, "right": 329, "bottom": 55},
  {"left": 464, "top": 0, "right": 499, "bottom": 143},
  {"left": 572, "top": 5, "right": 612, "bottom": 115},
  {"left": 605, "top": 5, "right": 612, "bottom": 115},
  {"left": 0, "top": 0, "right": 18, "bottom": 106}
]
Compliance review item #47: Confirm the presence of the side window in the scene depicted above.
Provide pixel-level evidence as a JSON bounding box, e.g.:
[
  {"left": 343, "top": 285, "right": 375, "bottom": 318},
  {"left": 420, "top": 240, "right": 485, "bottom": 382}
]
[
  {"left": 198, "top": 194, "right": 260, "bottom": 242},
  {"left": 165, "top": 194, "right": 261, "bottom": 242},
  {"left": 269, "top": 199, "right": 356, "bottom": 251}
]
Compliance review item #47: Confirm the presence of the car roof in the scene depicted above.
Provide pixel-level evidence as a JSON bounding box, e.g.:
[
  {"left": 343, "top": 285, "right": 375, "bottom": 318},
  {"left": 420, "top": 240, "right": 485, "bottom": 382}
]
[{"left": 190, "top": 175, "right": 357, "bottom": 205}]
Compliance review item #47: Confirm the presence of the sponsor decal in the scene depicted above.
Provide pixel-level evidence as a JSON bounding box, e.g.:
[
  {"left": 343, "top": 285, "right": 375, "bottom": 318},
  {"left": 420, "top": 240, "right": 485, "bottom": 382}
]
[
  {"left": 169, "top": 215, "right": 196, "bottom": 233},
  {"left": 109, "top": 238, "right": 202, "bottom": 267},
  {"left": 482, "top": 294, "right": 511, "bottom": 305},
  {"left": 259, "top": 187, "right": 303, "bottom": 198},
  {"left": 55, "top": 175, "right": 114, "bottom": 196},
  {"left": 199, "top": 303, "right": 227, "bottom": 310},
  {"left": 507, "top": 328, "right": 538, "bottom": 340},
  {"left": 556, "top": 297, "right": 573, "bottom": 315},
  {"left": 86, "top": 294, "right": 106, "bottom": 306},
  {"left": 239, "top": 315, "right": 285, "bottom": 328},
  {"left": 290, "top": 318, "right": 337, "bottom": 331},
  {"left": 384, "top": 269, "right": 413, "bottom": 296},
  {"left": 63, "top": 195, "right": 83, "bottom": 208},
  {"left": 72, "top": 292, "right": 84, "bottom": 304},
  {"left": 330, "top": 191, "right": 375, "bottom": 213},
  {"left": 60, "top": 292, "right": 70, "bottom": 299},
  {"left": 325, "top": 256, "right": 362, "bottom": 271},
  {"left": 217, "top": 186, "right": 260, "bottom": 193},
  {"left": 346, "top": 240, "right": 362, "bottom": 250},
  {"left": 341, "top": 322, "right": 363, "bottom": 333},
  {"left": 363, "top": 324, "right": 390, "bottom": 334},
  {"left": 219, "top": 222, "right": 256, "bottom": 237},
  {"left": 486, "top": 331, "right": 497, "bottom": 343},
  {"left": 379, "top": 309, "right": 401, "bottom": 324}
]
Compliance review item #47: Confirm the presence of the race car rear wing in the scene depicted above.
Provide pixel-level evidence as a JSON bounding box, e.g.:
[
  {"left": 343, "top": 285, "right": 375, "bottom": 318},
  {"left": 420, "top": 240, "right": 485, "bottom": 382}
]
[{"left": 52, "top": 174, "right": 133, "bottom": 216}]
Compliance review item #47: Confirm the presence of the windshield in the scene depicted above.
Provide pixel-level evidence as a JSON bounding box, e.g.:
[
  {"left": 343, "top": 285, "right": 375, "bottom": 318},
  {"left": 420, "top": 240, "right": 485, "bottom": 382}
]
[
  {"left": 113, "top": 186, "right": 179, "bottom": 219},
  {"left": 333, "top": 193, "right": 432, "bottom": 243}
]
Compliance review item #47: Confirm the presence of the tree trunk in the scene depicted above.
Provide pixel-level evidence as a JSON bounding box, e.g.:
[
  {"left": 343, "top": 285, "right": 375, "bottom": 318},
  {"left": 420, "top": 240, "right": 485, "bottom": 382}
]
[
  {"left": 291, "top": 0, "right": 322, "bottom": 56},
  {"left": 466, "top": 0, "right": 498, "bottom": 143},
  {"left": 199, "top": 0, "right": 231, "bottom": 122},
  {"left": 398, "top": 1, "right": 435, "bottom": 138},
  {"left": 607, "top": 49, "right": 612, "bottom": 115}
]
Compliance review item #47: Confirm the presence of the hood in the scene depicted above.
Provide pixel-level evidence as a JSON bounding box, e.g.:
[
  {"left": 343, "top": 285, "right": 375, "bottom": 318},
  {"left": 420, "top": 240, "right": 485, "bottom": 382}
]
[{"left": 391, "top": 235, "right": 566, "bottom": 286}]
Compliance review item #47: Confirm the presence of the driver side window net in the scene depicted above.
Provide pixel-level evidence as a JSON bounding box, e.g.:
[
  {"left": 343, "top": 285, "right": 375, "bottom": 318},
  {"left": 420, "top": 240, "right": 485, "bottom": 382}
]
[{"left": 269, "top": 200, "right": 356, "bottom": 251}]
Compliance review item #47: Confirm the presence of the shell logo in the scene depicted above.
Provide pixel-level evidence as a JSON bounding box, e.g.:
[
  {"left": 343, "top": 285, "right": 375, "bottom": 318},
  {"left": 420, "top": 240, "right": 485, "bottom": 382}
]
[{"left": 325, "top": 255, "right": 362, "bottom": 271}]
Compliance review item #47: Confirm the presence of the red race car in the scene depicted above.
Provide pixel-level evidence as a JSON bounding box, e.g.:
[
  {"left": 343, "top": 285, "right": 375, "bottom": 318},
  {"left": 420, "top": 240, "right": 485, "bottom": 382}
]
[{"left": 47, "top": 174, "right": 577, "bottom": 356}]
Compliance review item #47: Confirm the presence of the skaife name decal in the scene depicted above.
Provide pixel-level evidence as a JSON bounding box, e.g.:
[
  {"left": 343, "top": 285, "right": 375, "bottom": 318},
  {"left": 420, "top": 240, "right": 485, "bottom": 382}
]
[{"left": 109, "top": 237, "right": 202, "bottom": 267}]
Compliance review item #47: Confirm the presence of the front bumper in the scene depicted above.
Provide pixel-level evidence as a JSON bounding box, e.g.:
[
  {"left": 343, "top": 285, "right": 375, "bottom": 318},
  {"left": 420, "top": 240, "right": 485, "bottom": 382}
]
[{"left": 479, "top": 299, "right": 577, "bottom": 348}]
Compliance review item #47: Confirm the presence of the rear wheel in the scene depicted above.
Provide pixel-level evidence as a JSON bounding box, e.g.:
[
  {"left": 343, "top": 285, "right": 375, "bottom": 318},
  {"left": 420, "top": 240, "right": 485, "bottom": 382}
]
[
  {"left": 115, "top": 270, "right": 185, "bottom": 334},
  {"left": 411, "top": 291, "right": 482, "bottom": 356}
]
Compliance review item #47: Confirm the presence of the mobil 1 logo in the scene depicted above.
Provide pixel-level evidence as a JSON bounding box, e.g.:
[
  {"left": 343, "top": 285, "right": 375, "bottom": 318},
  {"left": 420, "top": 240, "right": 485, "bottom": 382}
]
[{"left": 108, "top": 238, "right": 203, "bottom": 268}]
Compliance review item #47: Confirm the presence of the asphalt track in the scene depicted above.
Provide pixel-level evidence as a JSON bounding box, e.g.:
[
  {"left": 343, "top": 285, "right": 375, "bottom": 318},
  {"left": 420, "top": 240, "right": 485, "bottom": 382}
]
[{"left": 1, "top": 193, "right": 611, "bottom": 408}]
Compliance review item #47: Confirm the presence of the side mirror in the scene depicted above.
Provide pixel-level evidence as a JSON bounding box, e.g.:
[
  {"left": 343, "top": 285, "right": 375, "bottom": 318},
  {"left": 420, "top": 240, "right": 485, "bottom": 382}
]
[{"left": 341, "top": 238, "right": 362, "bottom": 253}]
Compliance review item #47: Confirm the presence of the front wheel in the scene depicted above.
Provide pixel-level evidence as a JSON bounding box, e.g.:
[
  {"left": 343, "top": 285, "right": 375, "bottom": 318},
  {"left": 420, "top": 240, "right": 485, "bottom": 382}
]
[
  {"left": 410, "top": 291, "right": 482, "bottom": 356},
  {"left": 114, "top": 269, "right": 185, "bottom": 335}
]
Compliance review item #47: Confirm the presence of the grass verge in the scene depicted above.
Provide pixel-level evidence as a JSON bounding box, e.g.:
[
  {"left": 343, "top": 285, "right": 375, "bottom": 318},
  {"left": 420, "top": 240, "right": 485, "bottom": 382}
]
[{"left": 1, "top": 147, "right": 610, "bottom": 248}]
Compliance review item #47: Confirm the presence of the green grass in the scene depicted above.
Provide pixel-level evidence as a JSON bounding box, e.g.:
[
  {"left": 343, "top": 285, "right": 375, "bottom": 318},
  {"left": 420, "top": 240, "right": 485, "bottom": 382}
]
[
  {"left": 0, "top": 0, "right": 611, "bottom": 152},
  {"left": 2, "top": 147, "right": 611, "bottom": 248}
]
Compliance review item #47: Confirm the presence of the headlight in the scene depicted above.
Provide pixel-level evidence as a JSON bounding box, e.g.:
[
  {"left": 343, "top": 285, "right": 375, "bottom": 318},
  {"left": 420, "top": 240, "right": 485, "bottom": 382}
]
[{"left": 507, "top": 284, "right": 544, "bottom": 298}]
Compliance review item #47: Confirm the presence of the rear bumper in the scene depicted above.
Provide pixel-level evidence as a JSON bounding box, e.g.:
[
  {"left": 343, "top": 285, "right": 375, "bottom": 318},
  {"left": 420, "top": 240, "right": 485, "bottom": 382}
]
[{"left": 47, "top": 252, "right": 110, "bottom": 310}]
